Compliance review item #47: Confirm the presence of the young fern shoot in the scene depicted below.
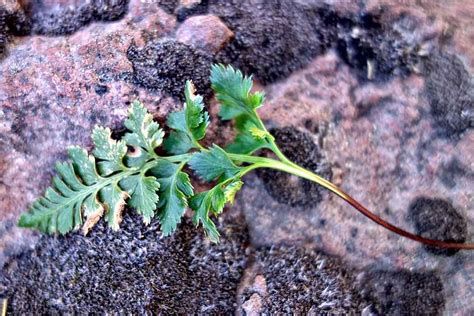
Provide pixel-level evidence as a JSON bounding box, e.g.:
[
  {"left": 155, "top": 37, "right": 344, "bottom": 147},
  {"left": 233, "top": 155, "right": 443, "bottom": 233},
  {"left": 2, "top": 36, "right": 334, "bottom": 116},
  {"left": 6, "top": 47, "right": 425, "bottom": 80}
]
[{"left": 19, "top": 65, "right": 474, "bottom": 250}]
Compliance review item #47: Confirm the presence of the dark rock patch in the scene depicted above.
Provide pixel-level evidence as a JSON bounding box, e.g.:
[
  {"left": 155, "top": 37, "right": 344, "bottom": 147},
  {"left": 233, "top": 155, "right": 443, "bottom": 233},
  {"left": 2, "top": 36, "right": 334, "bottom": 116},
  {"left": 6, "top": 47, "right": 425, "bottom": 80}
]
[
  {"left": 24, "top": 0, "right": 129, "bottom": 36},
  {"left": 176, "top": 0, "right": 209, "bottom": 22},
  {"left": 0, "top": 4, "right": 31, "bottom": 56},
  {"left": 423, "top": 53, "right": 474, "bottom": 135},
  {"left": 358, "top": 269, "right": 445, "bottom": 315},
  {"left": 126, "top": 39, "right": 212, "bottom": 100},
  {"left": 0, "top": 9, "right": 6, "bottom": 56},
  {"left": 155, "top": 0, "right": 180, "bottom": 15},
  {"left": 240, "top": 246, "right": 369, "bottom": 314},
  {"left": 257, "top": 127, "right": 332, "bottom": 207},
  {"left": 1, "top": 7, "right": 31, "bottom": 36},
  {"left": 408, "top": 197, "right": 467, "bottom": 256},
  {"left": 94, "top": 84, "right": 109, "bottom": 96},
  {"left": 0, "top": 213, "right": 249, "bottom": 314},
  {"left": 335, "top": 12, "right": 426, "bottom": 82},
  {"left": 438, "top": 158, "right": 473, "bottom": 188},
  {"left": 206, "top": 1, "right": 427, "bottom": 84},
  {"left": 212, "top": 1, "right": 329, "bottom": 84}
]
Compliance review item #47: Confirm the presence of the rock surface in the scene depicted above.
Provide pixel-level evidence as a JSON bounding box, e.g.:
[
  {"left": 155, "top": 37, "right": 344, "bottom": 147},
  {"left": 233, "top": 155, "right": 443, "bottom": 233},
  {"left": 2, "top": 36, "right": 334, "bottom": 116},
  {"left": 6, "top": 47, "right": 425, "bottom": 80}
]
[
  {"left": 176, "top": 14, "right": 233, "bottom": 54},
  {"left": 0, "top": 0, "right": 473, "bottom": 314},
  {"left": 237, "top": 51, "right": 474, "bottom": 313},
  {"left": 1, "top": 213, "right": 249, "bottom": 314},
  {"left": 238, "top": 246, "right": 370, "bottom": 314},
  {"left": 358, "top": 268, "right": 445, "bottom": 315}
]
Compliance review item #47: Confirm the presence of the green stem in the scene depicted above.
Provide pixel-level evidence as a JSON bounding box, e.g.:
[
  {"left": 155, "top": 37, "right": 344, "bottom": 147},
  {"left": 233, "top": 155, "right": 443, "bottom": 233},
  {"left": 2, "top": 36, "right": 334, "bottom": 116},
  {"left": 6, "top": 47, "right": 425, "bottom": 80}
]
[{"left": 158, "top": 149, "right": 474, "bottom": 249}]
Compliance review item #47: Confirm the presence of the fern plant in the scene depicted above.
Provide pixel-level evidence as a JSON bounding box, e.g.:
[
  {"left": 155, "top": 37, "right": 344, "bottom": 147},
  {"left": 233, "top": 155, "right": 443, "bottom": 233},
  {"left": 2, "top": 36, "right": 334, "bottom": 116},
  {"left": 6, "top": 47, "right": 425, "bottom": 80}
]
[{"left": 18, "top": 65, "right": 473, "bottom": 250}]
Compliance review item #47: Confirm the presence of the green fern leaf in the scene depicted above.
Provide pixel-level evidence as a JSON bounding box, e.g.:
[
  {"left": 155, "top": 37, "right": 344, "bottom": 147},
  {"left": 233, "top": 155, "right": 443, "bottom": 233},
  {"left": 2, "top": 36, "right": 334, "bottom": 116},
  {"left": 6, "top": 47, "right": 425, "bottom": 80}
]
[
  {"left": 223, "top": 179, "right": 243, "bottom": 204},
  {"left": 92, "top": 126, "right": 127, "bottom": 176},
  {"left": 226, "top": 116, "right": 270, "bottom": 155},
  {"left": 100, "top": 183, "right": 129, "bottom": 231},
  {"left": 150, "top": 160, "right": 194, "bottom": 235},
  {"left": 189, "top": 188, "right": 223, "bottom": 243},
  {"left": 164, "top": 81, "right": 209, "bottom": 154},
  {"left": 189, "top": 145, "right": 243, "bottom": 182},
  {"left": 123, "top": 100, "right": 164, "bottom": 155},
  {"left": 120, "top": 174, "right": 160, "bottom": 225},
  {"left": 189, "top": 177, "right": 244, "bottom": 243},
  {"left": 210, "top": 64, "right": 265, "bottom": 120},
  {"left": 19, "top": 147, "right": 104, "bottom": 234}
]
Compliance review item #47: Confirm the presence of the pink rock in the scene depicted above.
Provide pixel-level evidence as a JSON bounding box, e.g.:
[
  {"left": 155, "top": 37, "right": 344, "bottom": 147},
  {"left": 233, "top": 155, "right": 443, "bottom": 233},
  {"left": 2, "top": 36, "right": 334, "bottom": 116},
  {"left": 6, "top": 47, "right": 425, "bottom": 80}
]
[
  {"left": 176, "top": 14, "right": 233, "bottom": 54},
  {"left": 238, "top": 51, "right": 474, "bottom": 314},
  {"left": 366, "top": 0, "right": 474, "bottom": 72},
  {"left": 241, "top": 293, "right": 263, "bottom": 316},
  {"left": 0, "top": 0, "right": 178, "bottom": 264}
]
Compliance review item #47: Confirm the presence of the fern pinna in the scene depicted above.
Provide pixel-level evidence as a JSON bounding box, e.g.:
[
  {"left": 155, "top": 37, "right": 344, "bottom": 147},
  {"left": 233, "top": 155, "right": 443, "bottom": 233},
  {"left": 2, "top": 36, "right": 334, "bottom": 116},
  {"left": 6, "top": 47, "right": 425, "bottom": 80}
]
[{"left": 19, "top": 65, "right": 474, "bottom": 250}]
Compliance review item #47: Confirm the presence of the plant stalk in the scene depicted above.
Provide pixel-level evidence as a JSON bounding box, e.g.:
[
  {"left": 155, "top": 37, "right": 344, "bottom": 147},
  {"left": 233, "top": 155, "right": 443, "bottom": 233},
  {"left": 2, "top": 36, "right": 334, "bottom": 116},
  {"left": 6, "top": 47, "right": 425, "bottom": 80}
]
[{"left": 228, "top": 153, "right": 474, "bottom": 250}]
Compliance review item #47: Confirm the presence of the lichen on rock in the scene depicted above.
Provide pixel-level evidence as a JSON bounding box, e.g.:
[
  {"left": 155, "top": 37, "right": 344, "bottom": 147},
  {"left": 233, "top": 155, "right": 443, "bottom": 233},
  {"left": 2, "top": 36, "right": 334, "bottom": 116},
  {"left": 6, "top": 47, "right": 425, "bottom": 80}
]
[{"left": 0, "top": 213, "right": 249, "bottom": 314}]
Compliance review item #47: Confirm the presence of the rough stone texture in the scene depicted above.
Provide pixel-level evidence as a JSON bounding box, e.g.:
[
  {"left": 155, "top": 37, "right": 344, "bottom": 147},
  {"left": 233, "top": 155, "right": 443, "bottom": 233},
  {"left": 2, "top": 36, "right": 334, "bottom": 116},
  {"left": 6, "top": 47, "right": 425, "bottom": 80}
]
[
  {"left": 0, "top": 0, "right": 178, "bottom": 264},
  {"left": 357, "top": 269, "right": 445, "bottom": 315},
  {"left": 423, "top": 52, "right": 474, "bottom": 134},
  {"left": 0, "top": 8, "right": 6, "bottom": 54},
  {"left": 0, "top": 0, "right": 30, "bottom": 35},
  {"left": 211, "top": 0, "right": 329, "bottom": 84},
  {"left": 26, "top": 0, "right": 130, "bottom": 35},
  {"left": 126, "top": 39, "right": 212, "bottom": 100},
  {"left": 176, "top": 14, "right": 233, "bottom": 54},
  {"left": 238, "top": 247, "right": 370, "bottom": 314},
  {"left": 208, "top": 0, "right": 439, "bottom": 83},
  {"left": 0, "top": 212, "right": 249, "bottom": 314},
  {"left": 366, "top": 1, "right": 474, "bottom": 73},
  {"left": 236, "top": 51, "right": 474, "bottom": 314},
  {"left": 175, "top": 0, "right": 207, "bottom": 22},
  {"left": 1, "top": 1, "right": 474, "bottom": 314},
  {"left": 408, "top": 197, "right": 467, "bottom": 256}
]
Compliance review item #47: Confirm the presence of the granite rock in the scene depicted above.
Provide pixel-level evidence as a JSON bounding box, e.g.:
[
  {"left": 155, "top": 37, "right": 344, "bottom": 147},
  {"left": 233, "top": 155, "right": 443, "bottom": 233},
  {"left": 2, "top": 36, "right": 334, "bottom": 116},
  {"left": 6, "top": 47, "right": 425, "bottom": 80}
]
[
  {"left": 1, "top": 1, "right": 474, "bottom": 314},
  {"left": 176, "top": 14, "right": 233, "bottom": 54},
  {"left": 0, "top": 0, "right": 178, "bottom": 264},
  {"left": 236, "top": 51, "right": 474, "bottom": 313},
  {"left": 238, "top": 246, "right": 370, "bottom": 314},
  {"left": 357, "top": 268, "right": 445, "bottom": 315},
  {"left": 0, "top": 212, "right": 249, "bottom": 314}
]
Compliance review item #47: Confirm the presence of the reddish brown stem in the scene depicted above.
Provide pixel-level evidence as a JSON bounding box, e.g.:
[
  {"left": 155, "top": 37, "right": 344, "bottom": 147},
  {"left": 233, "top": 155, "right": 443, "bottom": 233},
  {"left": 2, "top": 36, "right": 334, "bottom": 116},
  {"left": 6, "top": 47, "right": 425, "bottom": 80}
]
[
  {"left": 261, "top": 158, "right": 474, "bottom": 250},
  {"left": 341, "top": 191, "right": 474, "bottom": 250}
]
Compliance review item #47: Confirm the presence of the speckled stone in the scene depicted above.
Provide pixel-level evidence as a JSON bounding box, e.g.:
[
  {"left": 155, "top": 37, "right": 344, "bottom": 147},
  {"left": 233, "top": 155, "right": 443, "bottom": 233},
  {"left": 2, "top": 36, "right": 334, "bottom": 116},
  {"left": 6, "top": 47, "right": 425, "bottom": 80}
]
[
  {"left": 0, "top": 0, "right": 178, "bottom": 264},
  {"left": 176, "top": 14, "right": 233, "bottom": 54},
  {"left": 1, "top": 1, "right": 474, "bottom": 314},
  {"left": 236, "top": 51, "right": 474, "bottom": 313},
  {"left": 238, "top": 246, "right": 371, "bottom": 314},
  {"left": 126, "top": 39, "right": 213, "bottom": 100},
  {"left": 357, "top": 268, "right": 445, "bottom": 315},
  {"left": 0, "top": 212, "right": 249, "bottom": 314}
]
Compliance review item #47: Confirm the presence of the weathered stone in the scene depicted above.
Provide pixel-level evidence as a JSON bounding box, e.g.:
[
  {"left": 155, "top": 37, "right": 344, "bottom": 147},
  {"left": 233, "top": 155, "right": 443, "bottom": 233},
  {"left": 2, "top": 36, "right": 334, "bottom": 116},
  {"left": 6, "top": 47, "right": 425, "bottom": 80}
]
[
  {"left": 0, "top": 213, "right": 250, "bottom": 314},
  {"left": 175, "top": 0, "right": 207, "bottom": 22},
  {"left": 25, "top": 0, "right": 130, "bottom": 35},
  {"left": 237, "top": 247, "right": 370, "bottom": 314},
  {"left": 236, "top": 52, "right": 474, "bottom": 313},
  {"left": 357, "top": 269, "right": 445, "bottom": 315},
  {"left": 0, "top": 0, "right": 177, "bottom": 264},
  {"left": 241, "top": 293, "right": 263, "bottom": 316},
  {"left": 176, "top": 14, "right": 233, "bottom": 54},
  {"left": 126, "top": 39, "right": 212, "bottom": 99},
  {"left": 408, "top": 197, "right": 467, "bottom": 256},
  {"left": 1, "top": 2, "right": 474, "bottom": 314},
  {"left": 366, "top": 0, "right": 474, "bottom": 72},
  {"left": 423, "top": 52, "right": 474, "bottom": 134}
]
